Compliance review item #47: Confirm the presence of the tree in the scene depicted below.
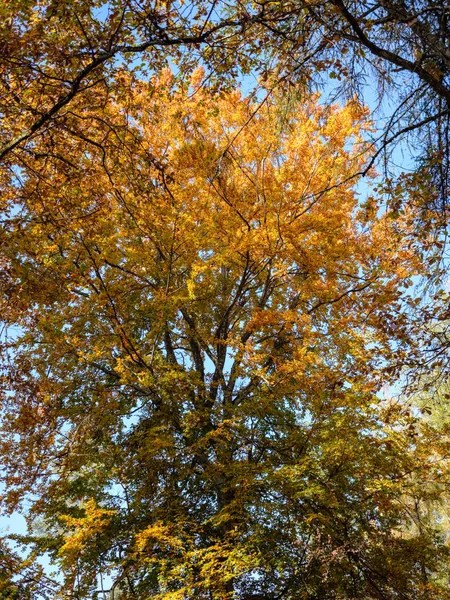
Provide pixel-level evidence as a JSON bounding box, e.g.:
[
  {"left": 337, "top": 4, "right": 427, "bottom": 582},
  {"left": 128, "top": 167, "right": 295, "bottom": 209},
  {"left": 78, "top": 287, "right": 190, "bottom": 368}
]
[
  {"left": 403, "top": 363, "right": 450, "bottom": 593},
  {"left": 1, "top": 73, "right": 449, "bottom": 599},
  {"left": 0, "top": 538, "right": 57, "bottom": 600}
]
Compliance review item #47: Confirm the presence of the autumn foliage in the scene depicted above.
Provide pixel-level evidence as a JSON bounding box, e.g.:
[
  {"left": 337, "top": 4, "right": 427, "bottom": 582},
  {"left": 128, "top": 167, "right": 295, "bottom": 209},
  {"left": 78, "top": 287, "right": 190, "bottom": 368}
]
[{"left": 0, "top": 71, "right": 449, "bottom": 599}]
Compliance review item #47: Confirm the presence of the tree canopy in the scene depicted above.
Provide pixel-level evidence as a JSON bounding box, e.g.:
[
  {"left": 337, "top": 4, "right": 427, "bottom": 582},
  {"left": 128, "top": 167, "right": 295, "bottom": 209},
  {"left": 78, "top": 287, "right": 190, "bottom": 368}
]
[
  {"left": 2, "top": 0, "right": 450, "bottom": 195},
  {"left": 2, "top": 3, "right": 450, "bottom": 600},
  {"left": 1, "top": 72, "right": 449, "bottom": 599}
]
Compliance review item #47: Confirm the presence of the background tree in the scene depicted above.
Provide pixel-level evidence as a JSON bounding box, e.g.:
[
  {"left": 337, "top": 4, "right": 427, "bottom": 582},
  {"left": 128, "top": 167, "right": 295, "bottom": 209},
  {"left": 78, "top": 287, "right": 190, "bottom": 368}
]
[
  {"left": 0, "top": 538, "right": 57, "bottom": 600},
  {"left": 1, "top": 73, "right": 449, "bottom": 599}
]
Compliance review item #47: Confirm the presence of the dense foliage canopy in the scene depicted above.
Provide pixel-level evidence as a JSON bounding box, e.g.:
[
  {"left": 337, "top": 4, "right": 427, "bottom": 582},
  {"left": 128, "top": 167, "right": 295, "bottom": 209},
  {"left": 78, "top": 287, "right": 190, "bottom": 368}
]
[
  {"left": 2, "top": 2, "right": 450, "bottom": 599},
  {"left": 1, "top": 72, "right": 449, "bottom": 599},
  {"left": 2, "top": 0, "right": 450, "bottom": 193}
]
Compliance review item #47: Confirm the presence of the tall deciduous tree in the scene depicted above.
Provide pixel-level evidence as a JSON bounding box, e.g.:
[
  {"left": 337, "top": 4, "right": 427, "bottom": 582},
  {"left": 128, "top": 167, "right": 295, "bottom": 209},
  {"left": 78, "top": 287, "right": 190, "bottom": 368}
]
[{"left": 1, "top": 74, "right": 448, "bottom": 599}]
